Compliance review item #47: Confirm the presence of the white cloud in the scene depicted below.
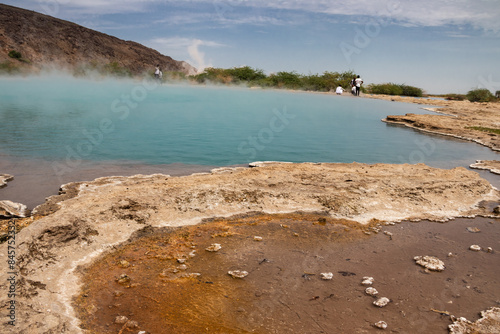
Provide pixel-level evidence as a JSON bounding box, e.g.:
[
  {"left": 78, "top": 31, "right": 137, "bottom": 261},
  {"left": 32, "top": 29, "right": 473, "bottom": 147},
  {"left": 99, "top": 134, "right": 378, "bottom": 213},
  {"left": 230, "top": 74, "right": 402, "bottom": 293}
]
[{"left": 18, "top": 0, "right": 500, "bottom": 32}]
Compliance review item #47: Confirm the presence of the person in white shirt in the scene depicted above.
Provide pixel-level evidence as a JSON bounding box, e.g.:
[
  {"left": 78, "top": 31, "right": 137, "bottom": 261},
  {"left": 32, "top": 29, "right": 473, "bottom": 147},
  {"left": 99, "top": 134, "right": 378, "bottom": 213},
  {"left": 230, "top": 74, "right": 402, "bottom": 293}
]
[
  {"left": 335, "top": 86, "right": 344, "bottom": 95},
  {"left": 355, "top": 75, "right": 363, "bottom": 96},
  {"left": 154, "top": 65, "right": 160, "bottom": 79}
]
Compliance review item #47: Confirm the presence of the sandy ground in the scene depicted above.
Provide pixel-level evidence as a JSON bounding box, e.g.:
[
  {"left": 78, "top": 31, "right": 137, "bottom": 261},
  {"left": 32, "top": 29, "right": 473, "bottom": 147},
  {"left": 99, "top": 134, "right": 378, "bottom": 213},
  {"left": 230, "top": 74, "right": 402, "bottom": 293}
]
[
  {"left": 364, "top": 94, "right": 500, "bottom": 152},
  {"left": 0, "top": 162, "right": 499, "bottom": 333}
]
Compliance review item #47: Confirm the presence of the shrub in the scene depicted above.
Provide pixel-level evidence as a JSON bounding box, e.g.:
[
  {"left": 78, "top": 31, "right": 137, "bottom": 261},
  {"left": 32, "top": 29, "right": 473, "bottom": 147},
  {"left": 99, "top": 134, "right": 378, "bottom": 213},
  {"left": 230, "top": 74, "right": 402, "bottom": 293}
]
[
  {"left": 365, "top": 83, "right": 423, "bottom": 97},
  {"left": 466, "top": 88, "right": 495, "bottom": 102},
  {"left": 444, "top": 94, "right": 466, "bottom": 101},
  {"left": 8, "top": 50, "right": 22, "bottom": 59},
  {"left": 495, "top": 90, "right": 500, "bottom": 99}
]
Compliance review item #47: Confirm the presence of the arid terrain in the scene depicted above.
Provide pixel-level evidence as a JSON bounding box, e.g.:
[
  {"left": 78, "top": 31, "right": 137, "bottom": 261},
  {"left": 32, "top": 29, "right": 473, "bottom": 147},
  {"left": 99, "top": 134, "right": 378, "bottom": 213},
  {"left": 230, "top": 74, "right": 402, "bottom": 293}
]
[
  {"left": 365, "top": 94, "right": 500, "bottom": 152},
  {"left": 0, "top": 162, "right": 499, "bottom": 333}
]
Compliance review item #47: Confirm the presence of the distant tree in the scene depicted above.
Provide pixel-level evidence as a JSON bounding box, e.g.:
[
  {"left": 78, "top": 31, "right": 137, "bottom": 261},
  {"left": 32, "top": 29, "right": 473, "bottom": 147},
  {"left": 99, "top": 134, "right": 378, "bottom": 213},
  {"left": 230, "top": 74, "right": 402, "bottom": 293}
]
[
  {"left": 496, "top": 90, "right": 500, "bottom": 99},
  {"left": 466, "top": 88, "right": 494, "bottom": 102}
]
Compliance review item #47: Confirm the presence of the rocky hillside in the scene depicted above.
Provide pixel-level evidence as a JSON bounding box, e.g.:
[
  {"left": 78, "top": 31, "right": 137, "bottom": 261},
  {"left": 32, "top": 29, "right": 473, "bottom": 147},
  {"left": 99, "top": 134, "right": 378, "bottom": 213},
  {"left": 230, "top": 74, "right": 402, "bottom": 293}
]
[{"left": 0, "top": 3, "right": 197, "bottom": 75}]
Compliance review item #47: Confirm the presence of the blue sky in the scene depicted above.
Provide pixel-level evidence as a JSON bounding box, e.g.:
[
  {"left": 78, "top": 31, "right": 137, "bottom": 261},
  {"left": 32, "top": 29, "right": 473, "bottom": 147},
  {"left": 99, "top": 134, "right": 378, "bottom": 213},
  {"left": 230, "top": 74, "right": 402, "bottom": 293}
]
[{"left": 3, "top": 0, "right": 500, "bottom": 94}]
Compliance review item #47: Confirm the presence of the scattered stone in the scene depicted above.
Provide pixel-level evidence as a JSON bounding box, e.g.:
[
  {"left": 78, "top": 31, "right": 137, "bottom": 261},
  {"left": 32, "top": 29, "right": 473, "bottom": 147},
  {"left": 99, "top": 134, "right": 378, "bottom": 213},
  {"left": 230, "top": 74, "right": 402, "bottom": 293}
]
[
  {"left": 205, "top": 243, "right": 222, "bottom": 252},
  {"left": 228, "top": 270, "right": 248, "bottom": 279},
  {"left": 138, "top": 331, "right": 147, "bottom": 334},
  {"left": 180, "top": 273, "right": 201, "bottom": 278},
  {"left": 320, "top": 272, "right": 333, "bottom": 280},
  {"left": 466, "top": 227, "right": 481, "bottom": 233},
  {"left": 114, "top": 315, "right": 128, "bottom": 324},
  {"left": 383, "top": 231, "right": 393, "bottom": 237},
  {"left": 362, "top": 276, "right": 374, "bottom": 285},
  {"left": 127, "top": 320, "right": 139, "bottom": 328},
  {"left": 115, "top": 274, "right": 131, "bottom": 285},
  {"left": 365, "top": 287, "right": 379, "bottom": 296},
  {"left": 253, "top": 236, "right": 263, "bottom": 241},
  {"left": 373, "top": 297, "right": 391, "bottom": 308},
  {"left": 469, "top": 245, "right": 481, "bottom": 252},
  {"left": 118, "top": 260, "right": 130, "bottom": 268},
  {"left": 487, "top": 247, "right": 493, "bottom": 253},
  {"left": 449, "top": 307, "right": 500, "bottom": 333},
  {"left": 414, "top": 255, "right": 445, "bottom": 271},
  {"left": 293, "top": 233, "right": 299, "bottom": 237},
  {"left": 177, "top": 258, "right": 186, "bottom": 263},
  {"left": 447, "top": 252, "right": 454, "bottom": 257},
  {"left": 177, "top": 264, "right": 188, "bottom": 271},
  {"left": 374, "top": 321, "right": 388, "bottom": 329},
  {"left": 0, "top": 200, "right": 29, "bottom": 218},
  {"left": 188, "top": 250, "right": 197, "bottom": 257},
  {"left": 113, "top": 291, "right": 124, "bottom": 297},
  {"left": 0, "top": 174, "right": 13, "bottom": 188}
]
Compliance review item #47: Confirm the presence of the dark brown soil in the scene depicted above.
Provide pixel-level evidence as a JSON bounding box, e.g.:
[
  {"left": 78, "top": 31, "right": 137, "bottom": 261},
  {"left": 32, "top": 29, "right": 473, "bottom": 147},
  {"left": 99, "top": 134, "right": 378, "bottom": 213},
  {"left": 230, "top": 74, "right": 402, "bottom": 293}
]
[{"left": 74, "top": 212, "right": 500, "bottom": 334}]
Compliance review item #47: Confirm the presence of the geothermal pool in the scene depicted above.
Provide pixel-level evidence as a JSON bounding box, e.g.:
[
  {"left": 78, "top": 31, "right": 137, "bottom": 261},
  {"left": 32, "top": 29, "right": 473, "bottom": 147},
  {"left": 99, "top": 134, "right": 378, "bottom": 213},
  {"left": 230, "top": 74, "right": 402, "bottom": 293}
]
[{"left": 0, "top": 75, "right": 499, "bottom": 207}]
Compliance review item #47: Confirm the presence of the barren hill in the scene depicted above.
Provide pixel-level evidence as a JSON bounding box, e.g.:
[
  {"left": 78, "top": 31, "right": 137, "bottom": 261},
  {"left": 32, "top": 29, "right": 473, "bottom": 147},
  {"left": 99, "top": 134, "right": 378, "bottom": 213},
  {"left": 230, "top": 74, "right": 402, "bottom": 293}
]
[{"left": 0, "top": 3, "right": 196, "bottom": 75}]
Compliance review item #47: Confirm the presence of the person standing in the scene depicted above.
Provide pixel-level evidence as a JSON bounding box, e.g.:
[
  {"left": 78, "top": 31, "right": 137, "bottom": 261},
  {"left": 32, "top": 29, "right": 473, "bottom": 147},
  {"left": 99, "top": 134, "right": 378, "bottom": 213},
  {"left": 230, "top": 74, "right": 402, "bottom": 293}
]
[
  {"left": 355, "top": 75, "right": 363, "bottom": 96},
  {"left": 154, "top": 64, "right": 160, "bottom": 79}
]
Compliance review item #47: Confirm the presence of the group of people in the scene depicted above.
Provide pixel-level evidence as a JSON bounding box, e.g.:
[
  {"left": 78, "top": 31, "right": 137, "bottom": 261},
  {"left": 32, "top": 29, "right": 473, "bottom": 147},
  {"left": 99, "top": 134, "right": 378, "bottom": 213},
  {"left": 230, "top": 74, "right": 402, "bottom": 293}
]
[{"left": 335, "top": 75, "right": 363, "bottom": 96}]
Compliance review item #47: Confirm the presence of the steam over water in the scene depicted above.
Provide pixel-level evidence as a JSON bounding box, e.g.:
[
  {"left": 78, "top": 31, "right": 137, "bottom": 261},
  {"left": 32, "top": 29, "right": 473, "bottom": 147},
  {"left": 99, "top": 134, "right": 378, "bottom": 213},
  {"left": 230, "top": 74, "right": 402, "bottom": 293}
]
[{"left": 1, "top": 75, "right": 499, "bottom": 207}]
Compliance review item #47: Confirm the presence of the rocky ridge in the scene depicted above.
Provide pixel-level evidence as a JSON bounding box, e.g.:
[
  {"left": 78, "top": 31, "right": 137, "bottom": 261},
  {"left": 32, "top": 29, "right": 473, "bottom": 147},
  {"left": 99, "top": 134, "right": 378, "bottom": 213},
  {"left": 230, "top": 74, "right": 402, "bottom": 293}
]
[{"left": 0, "top": 4, "right": 196, "bottom": 75}]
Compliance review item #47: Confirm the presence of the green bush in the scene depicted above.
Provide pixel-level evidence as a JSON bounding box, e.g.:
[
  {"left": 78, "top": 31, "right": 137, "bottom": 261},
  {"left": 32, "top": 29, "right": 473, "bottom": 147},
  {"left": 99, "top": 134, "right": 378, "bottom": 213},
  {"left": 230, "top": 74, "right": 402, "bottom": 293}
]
[
  {"left": 466, "top": 88, "right": 495, "bottom": 102},
  {"left": 365, "top": 83, "right": 423, "bottom": 97},
  {"left": 190, "top": 68, "right": 356, "bottom": 92},
  {"left": 495, "top": 90, "right": 500, "bottom": 99},
  {"left": 8, "top": 50, "right": 22, "bottom": 59},
  {"left": 444, "top": 94, "right": 466, "bottom": 101}
]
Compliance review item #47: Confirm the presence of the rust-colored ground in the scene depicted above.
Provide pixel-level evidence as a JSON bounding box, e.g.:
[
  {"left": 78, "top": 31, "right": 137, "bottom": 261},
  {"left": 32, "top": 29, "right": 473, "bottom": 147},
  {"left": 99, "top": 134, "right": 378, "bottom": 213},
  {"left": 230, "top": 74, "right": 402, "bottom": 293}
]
[{"left": 74, "top": 213, "right": 500, "bottom": 334}]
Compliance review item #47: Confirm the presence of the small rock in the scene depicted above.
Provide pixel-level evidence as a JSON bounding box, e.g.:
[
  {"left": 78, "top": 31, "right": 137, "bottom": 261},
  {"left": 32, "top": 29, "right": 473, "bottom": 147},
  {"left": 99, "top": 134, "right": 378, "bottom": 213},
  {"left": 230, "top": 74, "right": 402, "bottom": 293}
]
[
  {"left": 373, "top": 297, "right": 390, "bottom": 308},
  {"left": 253, "top": 236, "right": 263, "bottom": 241},
  {"left": 466, "top": 227, "right": 481, "bottom": 233},
  {"left": 493, "top": 206, "right": 500, "bottom": 214},
  {"left": 116, "top": 274, "right": 131, "bottom": 284},
  {"left": 374, "top": 320, "right": 388, "bottom": 329},
  {"left": 293, "top": 233, "right": 299, "bottom": 237},
  {"left": 205, "top": 243, "right": 222, "bottom": 252},
  {"left": 414, "top": 255, "right": 445, "bottom": 271},
  {"left": 188, "top": 250, "right": 197, "bottom": 257},
  {"left": 469, "top": 245, "right": 481, "bottom": 252},
  {"left": 228, "top": 270, "right": 248, "bottom": 279},
  {"left": 365, "top": 287, "right": 379, "bottom": 296},
  {"left": 0, "top": 200, "right": 29, "bottom": 218},
  {"left": 487, "top": 247, "right": 493, "bottom": 253},
  {"left": 127, "top": 320, "right": 139, "bottom": 328},
  {"left": 177, "top": 258, "right": 186, "bottom": 263},
  {"left": 113, "top": 291, "right": 124, "bottom": 297},
  {"left": 118, "top": 260, "right": 130, "bottom": 268},
  {"left": 447, "top": 252, "right": 453, "bottom": 257},
  {"left": 114, "top": 315, "right": 129, "bottom": 324},
  {"left": 320, "top": 272, "right": 333, "bottom": 280},
  {"left": 177, "top": 264, "right": 188, "bottom": 271},
  {"left": 181, "top": 273, "right": 201, "bottom": 278},
  {"left": 383, "top": 231, "right": 393, "bottom": 237},
  {"left": 361, "top": 276, "right": 374, "bottom": 285}
]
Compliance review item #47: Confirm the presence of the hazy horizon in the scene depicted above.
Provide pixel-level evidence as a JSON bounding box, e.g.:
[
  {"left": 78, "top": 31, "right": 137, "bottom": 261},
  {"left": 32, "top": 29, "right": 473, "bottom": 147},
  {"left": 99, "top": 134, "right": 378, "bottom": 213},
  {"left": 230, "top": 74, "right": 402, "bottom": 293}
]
[{"left": 2, "top": 0, "right": 500, "bottom": 94}]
